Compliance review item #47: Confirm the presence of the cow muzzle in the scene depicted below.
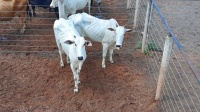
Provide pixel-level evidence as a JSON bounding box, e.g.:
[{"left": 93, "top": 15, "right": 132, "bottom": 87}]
[
  {"left": 78, "top": 56, "right": 83, "bottom": 60},
  {"left": 116, "top": 45, "right": 121, "bottom": 47},
  {"left": 116, "top": 45, "right": 121, "bottom": 50}
]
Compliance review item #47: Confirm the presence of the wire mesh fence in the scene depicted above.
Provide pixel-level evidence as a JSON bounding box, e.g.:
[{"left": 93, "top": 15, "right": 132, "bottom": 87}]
[{"left": 127, "top": 0, "right": 200, "bottom": 111}]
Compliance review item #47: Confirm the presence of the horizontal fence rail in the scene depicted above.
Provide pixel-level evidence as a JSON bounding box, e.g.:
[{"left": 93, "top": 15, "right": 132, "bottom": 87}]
[
  {"left": 127, "top": 0, "right": 200, "bottom": 111},
  {"left": 0, "top": 4, "right": 134, "bottom": 53}
]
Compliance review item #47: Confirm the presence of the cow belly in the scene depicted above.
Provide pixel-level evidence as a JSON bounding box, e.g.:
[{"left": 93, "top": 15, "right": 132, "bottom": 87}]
[
  {"left": 0, "top": 12, "right": 15, "bottom": 21},
  {"left": 84, "top": 24, "right": 105, "bottom": 42},
  {"left": 76, "top": 0, "right": 88, "bottom": 10}
]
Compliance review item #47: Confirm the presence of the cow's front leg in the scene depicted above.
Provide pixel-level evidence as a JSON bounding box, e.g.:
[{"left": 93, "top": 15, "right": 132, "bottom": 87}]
[
  {"left": 102, "top": 43, "right": 109, "bottom": 68},
  {"left": 71, "top": 64, "right": 79, "bottom": 93},
  {"left": 109, "top": 48, "right": 114, "bottom": 63},
  {"left": 77, "top": 62, "right": 83, "bottom": 84}
]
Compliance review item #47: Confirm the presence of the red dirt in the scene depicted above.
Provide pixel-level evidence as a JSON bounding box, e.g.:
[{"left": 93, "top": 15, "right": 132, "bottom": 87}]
[{"left": 0, "top": 0, "right": 156, "bottom": 111}]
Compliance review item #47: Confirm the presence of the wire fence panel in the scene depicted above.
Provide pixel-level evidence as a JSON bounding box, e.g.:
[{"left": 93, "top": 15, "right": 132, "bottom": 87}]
[{"left": 128, "top": 0, "right": 200, "bottom": 111}]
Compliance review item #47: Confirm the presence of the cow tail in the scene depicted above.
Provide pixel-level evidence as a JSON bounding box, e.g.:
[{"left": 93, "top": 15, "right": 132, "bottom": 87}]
[{"left": 26, "top": 0, "right": 33, "bottom": 20}]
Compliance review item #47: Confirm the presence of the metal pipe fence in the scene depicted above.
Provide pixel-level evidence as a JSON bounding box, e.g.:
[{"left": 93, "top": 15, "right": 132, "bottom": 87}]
[
  {"left": 127, "top": 0, "right": 200, "bottom": 111},
  {"left": 0, "top": 4, "right": 134, "bottom": 54}
]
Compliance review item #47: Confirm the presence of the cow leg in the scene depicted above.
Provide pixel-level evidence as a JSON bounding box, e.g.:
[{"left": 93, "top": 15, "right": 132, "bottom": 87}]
[
  {"left": 77, "top": 62, "right": 84, "bottom": 84},
  {"left": 31, "top": 5, "right": 36, "bottom": 17},
  {"left": 20, "top": 11, "right": 27, "bottom": 34},
  {"left": 54, "top": 7, "right": 59, "bottom": 18},
  {"left": 87, "top": 0, "right": 91, "bottom": 14},
  {"left": 56, "top": 42, "right": 64, "bottom": 67},
  {"left": 71, "top": 64, "right": 79, "bottom": 93},
  {"left": 90, "top": 0, "right": 93, "bottom": 11},
  {"left": 66, "top": 56, "right": 70, "bottom": 64},
  {"left": 50, "top": 0, "right": 56, "bottom": 8},
  {"left": 102, "top": 43, "right": 109, "bottom": 68},
  {"left": 109, "top": 48, "right": 114, "bottom": 63},
  {"left": 20, "top": 17, "right": 26, "bottom": 34},
  {"left": 58, "top": 0, "right": 67, "bottom": 19},
  {"left": 98, "top": 2, "right": 101, "bottom": 12}
]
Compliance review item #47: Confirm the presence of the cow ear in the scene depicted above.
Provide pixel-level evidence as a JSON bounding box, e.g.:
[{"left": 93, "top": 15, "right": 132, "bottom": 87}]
[
  {"left": 85, "top": 41, "right": 92, "bottom": 46},
  {"left": 64, "top": 40, "right": 74, "bottom": 45},
  {"left": 116, "top": 24, "right": 119, "bottom": 27},
  {"left": 108, "top": 28, "right": 116, "bottom": 31},
  {"left": 125, "top": 29, "right": 133, "bottom": 32}
]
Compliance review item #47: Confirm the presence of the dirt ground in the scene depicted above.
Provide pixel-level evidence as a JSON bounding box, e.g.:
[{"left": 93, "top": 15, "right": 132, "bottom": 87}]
[
  {"left": 0, "top": 0, "right": 157, "bottom": 112},
  {"left": 156, "top": 0, "right": 200, "bottom": 76}
]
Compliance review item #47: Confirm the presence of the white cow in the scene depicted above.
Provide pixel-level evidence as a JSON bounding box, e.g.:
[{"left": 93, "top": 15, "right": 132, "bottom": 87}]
[
  {"left": 68, "top": 13, "right": 132, "bottom": 68},
  {"left": 50, "top": 0, "right": 91, "bottom": 18},
  {"left": 53, "top": 18, "right": 92, "bottom": 93}
]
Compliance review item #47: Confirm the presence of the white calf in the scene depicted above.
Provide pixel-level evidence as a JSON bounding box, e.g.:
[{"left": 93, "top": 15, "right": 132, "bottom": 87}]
[
  {"left": 68, "top": 13, "right": 132, "bottom": 68},
  {"left": 50, "top": 0, "right": 91, "bottom": 18},
  {"left": 53, "top": 18, "right": 92, "bottom": 93}
]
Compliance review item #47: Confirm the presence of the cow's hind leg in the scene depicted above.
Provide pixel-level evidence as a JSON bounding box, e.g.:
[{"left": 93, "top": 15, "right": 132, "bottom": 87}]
[
  {"left": 20, "top": 11, "right": 27, "bottom": 34},
  {"left": 102, "top": 43, "right": 109, "bottom": 68},
  {"left": 66, "top": 56, "right": 70, "bottom": 64},
  {"left": 56, "top": 42, "right": 64, "bottom": 67}
]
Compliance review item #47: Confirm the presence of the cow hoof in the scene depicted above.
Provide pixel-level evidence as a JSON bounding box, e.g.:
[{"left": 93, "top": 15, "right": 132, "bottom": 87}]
[
  {"left": 74, "top": 89, "right": 78, "bottom": 93},
  {"left": 20, "top": 31, "right": 25, "bottom": 34},
  {"left": 61, "top": 65, "right": 64, "bottom": 68},
  {"left": 78, "top": 80, "right": 81, "bottom": 84},
  {"left": 102, "top": 65, "right": 106, "bottom": 69},
  {"left": 33, "top": 13, "right": 36, "bottom": 17}
]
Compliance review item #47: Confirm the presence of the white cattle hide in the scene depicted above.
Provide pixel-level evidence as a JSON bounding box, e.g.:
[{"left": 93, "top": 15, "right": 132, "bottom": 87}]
[
  {"left": 50, "top": 0, "right": 91, "bottom": 18},
  {"left": 68, "top": 13, "right": 132, "bottom": 68},
  {"left": 53, "top": 18, "right": 92, "bottom": 93}
]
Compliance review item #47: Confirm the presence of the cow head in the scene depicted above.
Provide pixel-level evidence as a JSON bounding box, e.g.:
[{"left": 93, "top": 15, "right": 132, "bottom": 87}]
[
  {"left": 64, "top": 36, "right": 92, "bottom": 60},
  {"left": 108, "top": 26, "right": 132, "bottom": 50}
]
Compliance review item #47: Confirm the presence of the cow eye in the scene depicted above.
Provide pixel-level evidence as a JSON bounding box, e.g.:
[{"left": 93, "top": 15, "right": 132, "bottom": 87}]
[{"left": 75, "top": 44, "right": 77, "bottom": 46}]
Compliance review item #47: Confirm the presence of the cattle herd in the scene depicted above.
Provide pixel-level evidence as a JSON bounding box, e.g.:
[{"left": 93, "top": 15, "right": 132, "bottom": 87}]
[{"left": 0, "top": 0, "right": 132, "bottom": 93}]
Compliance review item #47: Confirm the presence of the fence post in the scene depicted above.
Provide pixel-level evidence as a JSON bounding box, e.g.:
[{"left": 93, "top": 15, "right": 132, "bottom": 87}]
[
  {"left": 155, "top": 35, "right": 173, "bottom": 100},
  {"left": 142, "top": 1, "right": 153, "bottom": 53},
  {"left": 133, "top": 0, "right": 140, "bottom": 28}
]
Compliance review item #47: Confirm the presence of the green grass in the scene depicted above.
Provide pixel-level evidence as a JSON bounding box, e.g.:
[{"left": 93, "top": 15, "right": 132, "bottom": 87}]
[{"left": 135, "top": 41, "right": 161, "bottom": 57}]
